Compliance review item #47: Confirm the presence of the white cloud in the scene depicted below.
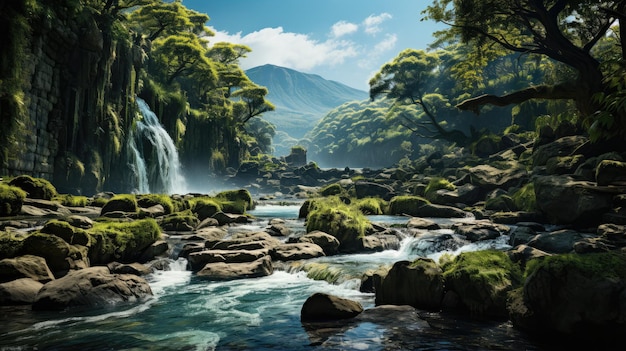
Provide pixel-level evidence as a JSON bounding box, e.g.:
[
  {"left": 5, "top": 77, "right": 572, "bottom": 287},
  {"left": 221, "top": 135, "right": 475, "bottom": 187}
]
[
  {"left": 207, "top": 26, "right": 358, "bottom": 71},
  {"left": 331, "top": 20, "right": 359, "bottom": 38},
  {"left": 374, "top": 33, "right": 398, "bottom": 53},
  {"left": 363, "top": 13, "right": 392, "bottom": 35}
]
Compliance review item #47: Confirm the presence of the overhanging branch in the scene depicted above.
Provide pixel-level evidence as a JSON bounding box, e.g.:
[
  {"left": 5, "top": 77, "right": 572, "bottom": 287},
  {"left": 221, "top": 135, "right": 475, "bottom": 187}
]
[{"left": 456, "top": 81, "right": 578, "bottom": 114}]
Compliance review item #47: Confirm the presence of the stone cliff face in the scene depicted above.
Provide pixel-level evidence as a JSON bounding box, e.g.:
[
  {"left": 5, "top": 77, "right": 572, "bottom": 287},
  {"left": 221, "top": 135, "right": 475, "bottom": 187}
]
[{"left": 1, "top": 3, "right": 141, "bottom": 195}]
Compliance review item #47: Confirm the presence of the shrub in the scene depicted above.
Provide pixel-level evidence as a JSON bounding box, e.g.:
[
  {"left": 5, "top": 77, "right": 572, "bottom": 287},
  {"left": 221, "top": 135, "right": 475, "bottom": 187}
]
[
  {"left": 0, "top": 183, "right": 26, "bottom": 216},
  {"left": 387, "top": 195, "right": 430, "bottom": 216},
  {"left": 8, "top": 175, "right": 57, "bottom": 200}
]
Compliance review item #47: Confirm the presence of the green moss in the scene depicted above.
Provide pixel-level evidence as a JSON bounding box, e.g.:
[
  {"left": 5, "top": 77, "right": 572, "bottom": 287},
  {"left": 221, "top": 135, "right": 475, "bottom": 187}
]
[
  {"left": 40, "top": 219, "right": 92, "bottom": 246},
  {"left": 0, "top": 183, "right": 26, "bottom": 216},
  {"left": 524, "top": 252, "right": 626, "bottom": 280},
  {"left": 87, "top": 218, "right": 161, "bottom": 264},
  {"left": 484, "top": 195, "right": 517, "bottom": 211},
  {"left": 320, "top": 183, "right": 343, "bottom": 197},
  {"left": 100, "top": 194, "right": 138, "bottom": 215},
  {"left": 215, "top": 189, "right": 254, "bottom": 213},
  {"left": 89, "top": 196, "right": 109, "bottom": 208},
  {"left": 54, "top": 194, "right": 89, "bottom": 207},
  {"left": 355, "top": 197, "right": 385, "bottom": 215},
  {"left": 159, "top": 210, "right": 199, "bottom": 231},
  {"left": 302, "top": 262, "right": 344, "bottom": 284},
  {"left": 424, "top": 177, "right": 455, "bottom": 201},
  {"left": 8, "top": 175, "right": 57, "bottom": 200},
  {"left": 190, "top": 198, "right": 222, "bottom": 220},
  {"left": 511, "top": 182, "right": 536, "bottom": 211},
  {"left": 305, "top": 197, "right": 370, "bottom": 249},
  {"left": 387, "top": 195, "right": 430, "bottom": 216},
  {"left": 0, "top": 230, "right": 25, "bottom": 258},
  {"left": 137, "top": 194, "right": 175, "bottom": 214}
]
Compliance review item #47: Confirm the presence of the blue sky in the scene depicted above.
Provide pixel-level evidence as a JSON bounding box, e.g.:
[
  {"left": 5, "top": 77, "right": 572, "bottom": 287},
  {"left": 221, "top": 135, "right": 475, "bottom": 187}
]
[{"left": 182, "top": 0, "right": 445, "bottom": 90}]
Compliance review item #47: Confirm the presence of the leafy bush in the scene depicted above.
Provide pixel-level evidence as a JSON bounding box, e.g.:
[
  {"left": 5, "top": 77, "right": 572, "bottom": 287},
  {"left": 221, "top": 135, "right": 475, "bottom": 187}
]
[
  {"left": 0, "top": 183, "right": 26, "bottom": 216},
  {"left": 8, "top": 175, "right": 57, "bottom": 200}
]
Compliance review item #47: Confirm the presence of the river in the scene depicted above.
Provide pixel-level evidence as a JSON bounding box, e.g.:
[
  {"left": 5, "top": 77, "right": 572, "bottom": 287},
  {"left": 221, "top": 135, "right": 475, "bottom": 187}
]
[{"left": 0, "top": 204, "right": 550, "bottom": 350}]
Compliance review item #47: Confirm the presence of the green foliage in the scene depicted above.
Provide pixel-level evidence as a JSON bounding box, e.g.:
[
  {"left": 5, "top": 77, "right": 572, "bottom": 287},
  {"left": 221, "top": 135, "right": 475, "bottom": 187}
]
[
  {"left": 524, "top": 252, "right": 626, "bottom": 280},
  {"left": 511, "top": 183, "right": 536, "bottom": 212},
  {"left": 8, "top": 175, "right": 57, "bottom": 200},
  {"left": 424, "top": 177, "right": 455, "bottom": 201},
  {"left": 0, "top": 183, "right": 26, "bottom": 216},
  {"left": 305, "top": 197, "right": 371, "bottom": 246},
  {"left": 388, "top": 196, "right": 430, "bottom": 216},
  {"left": 54, "top": 194, "right": 89, "bottom": 207},
  {"left": 137, "top": 194, "right": 175, "bottom": 214},
  {"left": 88, "top": 218, "right": 161, "bottom": 264}
]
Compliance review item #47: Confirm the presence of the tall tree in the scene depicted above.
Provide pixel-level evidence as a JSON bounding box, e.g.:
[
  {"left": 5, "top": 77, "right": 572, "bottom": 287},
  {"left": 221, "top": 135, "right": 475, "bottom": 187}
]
[{"left": 425, "top": 0, "right": 626, "bottom": 139}]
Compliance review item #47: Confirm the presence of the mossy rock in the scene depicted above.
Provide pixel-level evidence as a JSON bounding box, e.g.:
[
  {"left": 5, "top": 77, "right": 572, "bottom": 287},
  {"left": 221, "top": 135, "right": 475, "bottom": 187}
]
[
  {"left": 424, "top": 178, "right": 455, "bottom": 202},
  {"left": 0, "top": 230, "right": 25, "bottom": 258},
  {"left": 8, "top": 175, "right": 57, "bottom": 200},
  {"left": 40, "top": 219, "right": 92, "bottom": 246},
  {"left": 320, "top": 183, "right": 343, "bottom": 197},
  {"left": 0, "top": 183, "right": 26, "bottom": 216},
  {"left": 305, "top": 198, "right": 371, "bottom": 253},
  {"left": 87, "top": 219, "right": 161, "bottom": 264},
  {"left": 137, "top": 194, "right": 174, "bottom": 214},
  {"left": 512, "top": 183, "right": 536, "bottom": 212},
  {"left": 388, "top": 196, "right": 430, "bottom": 216},
  {"left": 159, "top": 211, "right": 199, "bottom": 232},
  {"left": 376, "top": 258, "right": 444, "bottom": 311},
  {"left": 20, "top": 233, "right": 72, "bottom": 276},
  {"left": 596, "top": 159, "right": 626, "bottom": 186},
  {"left": 54, "top": 194, "right": 89, "bottom": 207},
  {"left": 191, "top": 198, "right": 222, "bottom": 220},
  {"left": 215, "top": 189, "right": 254, "bottom": 213},
  {"left": 100, "top": 194, "right": 138, "bottom": 216},
  {"left": 355, "top": 197, "right": 385, "bottom": 215},
  {"left": 443, "top": 250, "right": 522, "bottom": 317},
  {"left": 485, "top": 195, "right": 517, "bottom": 212}
]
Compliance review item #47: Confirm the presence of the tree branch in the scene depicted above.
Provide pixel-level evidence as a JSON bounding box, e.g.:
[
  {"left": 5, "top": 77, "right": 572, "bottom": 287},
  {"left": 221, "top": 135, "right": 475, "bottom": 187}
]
[{"left": 456, "top": 81, "right": 578, "bottom": 114}]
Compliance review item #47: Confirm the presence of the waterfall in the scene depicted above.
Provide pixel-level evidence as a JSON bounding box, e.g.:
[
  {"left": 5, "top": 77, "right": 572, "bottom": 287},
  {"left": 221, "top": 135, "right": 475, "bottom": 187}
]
[{"left": 128, "top": 97, "right": 187, "bottom": 194}]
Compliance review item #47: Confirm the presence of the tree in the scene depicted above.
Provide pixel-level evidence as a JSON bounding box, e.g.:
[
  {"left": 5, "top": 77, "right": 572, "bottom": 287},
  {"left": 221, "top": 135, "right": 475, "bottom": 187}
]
[
  {"left": 425, "top": 0, "right": 626, "bottom": 139},
  {"left": 128, "top": 0, "right": 210, "bottom": 41},
  {"left": 232, "top": 85, "right": 275, "bottom": 125},
  {"left": 150, "top": 33, "right": 216, "bottom": 85},
  {"left": 369, "top": 49, "right": 470, "bottom": 145}
]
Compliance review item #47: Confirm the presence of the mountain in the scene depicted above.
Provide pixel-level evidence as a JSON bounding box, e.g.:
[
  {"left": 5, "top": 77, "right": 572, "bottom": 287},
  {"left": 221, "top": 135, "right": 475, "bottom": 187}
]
[{"left": 245, "top": 64, "right": 368, "bottom": 155}]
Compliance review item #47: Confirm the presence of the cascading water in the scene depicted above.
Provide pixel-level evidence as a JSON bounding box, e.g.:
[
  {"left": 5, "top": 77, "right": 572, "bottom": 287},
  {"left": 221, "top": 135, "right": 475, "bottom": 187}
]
[{"left": 127, "top": 97, "right": 187, "bottom": 194}]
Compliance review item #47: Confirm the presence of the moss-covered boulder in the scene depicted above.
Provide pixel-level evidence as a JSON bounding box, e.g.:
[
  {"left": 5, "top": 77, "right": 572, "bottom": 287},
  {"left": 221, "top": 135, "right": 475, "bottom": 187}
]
[
  {"left": 40, "top": 219, "right": 92, "bottom": 246},
  {"left": 305, "top": 199, "right": 371, "bottom": 253},
  {"left": 20, "top": 233, "right": 88, "bottom": 277},
  {"left": 137, "top": 194, "right": 174, "bottom": 214},
  {"left": 509, "top": 252, "right": 626, "bottom": 341},
  {"left": 485, "top": 195, "right": 517, "bottom": 212},
  {"left": 376, "top": 258, "right": 444, "bottom": 311},
  {"left": 0, "top": 230, "right": 25, "bottom": 258},
  {"left": 0, "top": 184, "right": 27, "bottom": 216},
  {"left": 442, "top": 250, "right": 522, "bottom": 318},
  {"left": 596, "top": 159, "right": 626, "bottom": 186},
  {"left": 388, "top": 196, "right": 430, "bottom": 216},
  {"left": 215, "top": 189, "right": 254, "bottom": 213},
  {"left": 0, "top": 255, "right": 55, "bottom": 283},
  {"left": 87, "top": 219, "right": 162, "bottom": 264},
  {"left": 191, "top": 198, "right": 221, "bottom": 220},
  {"left": 8, "top": 175, "right": 57, "bottom": 200},
  {"left": 424, "top": 177, "right": 456, "bottom": 202},
  {"left": 100, "top": 194, "right": 138, "bottom": 216},
  {"left": 158, "top": 212, "right": 199, "bottom": 232},
  {"left": 320, "top": 183, "right": 343, "bottom": 197}
]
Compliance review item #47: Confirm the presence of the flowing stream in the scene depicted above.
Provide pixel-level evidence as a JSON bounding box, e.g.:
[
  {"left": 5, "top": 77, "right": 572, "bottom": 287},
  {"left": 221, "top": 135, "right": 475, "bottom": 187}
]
[
  {"left": 0, "top": 205, "right": 550, "bottom": 350},
  {"left": 127, "top": 97, "right": 186, "bottom": 194}
]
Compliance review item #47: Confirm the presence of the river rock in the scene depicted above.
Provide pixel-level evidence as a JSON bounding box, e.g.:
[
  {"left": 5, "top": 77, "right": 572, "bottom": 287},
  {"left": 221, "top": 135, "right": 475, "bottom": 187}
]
[
  {"left": 407, "top": 217, "right": 440, "bottom": 230},
  {"left": 188, "top": 249, "right": 269, "bottom": 271},
  {"left": 271, "top": 243, "right": 325, "bottom": 261},
  {"left": 265, "top": 222, "right": 291, "bottom": 237},
  {"left": 178, "top": 242, "right": 205, "bottom": 259},
  {"left": 467, "top": 163, "right": 528, "bottom": 190},
  {"left": 597, "top": 223, "right": 626, "bottom": 247},
  {"left": 196, "top": 217, "right": 220, "bottom": 229},
  {"left": 196, "top": 255, "right": 273, "bottom": 280},
  {"left": 506, "top": 244, "right": 551, "bottom": 267},
  {"left": 0, "top": 255, "right": 55, "bottom": 283},
  {"left": 596, "top": 160, "right": 626, "bottom": 185},
  {"left": 453, "top": 221, "right": 509, "bottom": 242},
  {"left": 359, "top": 234, "right": 400, "bottom": 252},
  {"left": 139, "top": 204, "right": 166, "bottom": 218},
  {"left": 508, "top": 226, "right": 537, "bottom": 246},
  {"left": 139, "top": 240, "right": 169, "bottom": 261},
  {"left": 0, "top": 278, "right": 44, "bottom": 305},
  {"left": 20, "top": 198, "right": 72, "bottom": 217},
  {"left": 298, "top": 231, "right": 340, "bottom": 256},
  {"left": 354, "top": 181, "right": 395, "bottom": 200},
  {"left": 527, "top": 229, "right": 589, "bottom": 254},
  {"left": 412, "top": 204, "right": 469, "bottom": 218},
  {"left": 32, "top": 266, "right": 152, "bottom": 310},
  {"left": 360, "top": 266, "right": 390, "bottom": 293},
  {"left": 375, "top": 258, "right": 444, "bottom": 311},
  {"left": 212, "top": 212, "right": 250, "bottom": 225},
  {"left": 532, "top": 135, "right": 588, "bottom": 166},
  {"left": 509, "top": 252, "right": 626, "bottom": 340},
  {"left": 21, "top": 233, "right": 89, "bottom": 277},
  {"left": 301, "top": 292, "right": 363, "bottom": 322},
  {"left": 429, "top": 183, "right": 482, "bottom": 206},
  {"left": 534, "top": 175, "right": 613, "bottom": 225},
  {"left": 108, "top": 262, "right": 153, "bottom": 276},
  {"left": 65, "top": 215, "right": 94, "bottom": 229}
]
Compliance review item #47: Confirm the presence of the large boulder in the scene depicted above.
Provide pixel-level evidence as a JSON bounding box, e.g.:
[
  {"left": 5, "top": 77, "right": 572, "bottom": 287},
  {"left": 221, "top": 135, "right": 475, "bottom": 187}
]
[
  {"left": 411, "top": 203, "right": 469, "bottom": 218},
  {"left": 20, "top": 233, "right": 89, "bottom": 277},
  {"left": 354, "top": 182, "right": 395, "bottom": 200},
  {"left": 8, "top": 175, "right": 57, "bottom": 200},
  {"left": 100, "top": 195, "right": 138, "bottom": 216},
  {"left": 0, "top": 184, "right": 26, "bottom": 216},
  {"left": 453, "top": 221, "right": 509, "bottom": 242},
  {"left": 32, "top": 267, "right": 152, "bottom": 310},
  {"left": 0, "top": 255, "right": 55, "bottom": 283},
  {"left": 187, "top": 249, "right": 269, "bottom": 271},
  {"left": 534, "top": 175, "right": 613, "bottom": 226},
  {"left": 271, "top": 243, "right": 325, "bottom": 261},
  {"left": 467, "top": 163, "right": 528, "bottom": 191},
  {"left": 443, "top": 250, "right": 522, "bottom": 318},
  {"left": 527, "top": 229, "right": 589, "bottom": 254},
  {"left": 375, "top": 258, "right": 444, "bottom": 311},
  {"left": 509, "top": 252, "right": 626, "bottom": 341},
  {"left": 596, "top": 160, "right": 626, "bottom": 186},
  {"left": 532, "top": 135, "right": 588, "bottom": 166},
  {"left": 359, "top": 234, "right": 401, "bottom": 252},
  {"left": 301, "top": 292, "right": 363, "bottom": 322},
  {"left": 0, "top": 278, "right": 44, "bottom": 305},
  {"left": 297, "top": 231, "right": 340, "bottom": 256},
  {"left": 196, "top": 256, "right": 273, "bottom": 280}
]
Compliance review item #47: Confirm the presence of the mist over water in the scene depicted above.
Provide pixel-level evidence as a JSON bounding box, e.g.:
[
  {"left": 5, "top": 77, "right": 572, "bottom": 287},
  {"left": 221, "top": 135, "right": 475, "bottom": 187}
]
[{"left": 128, "top": 97, "right": 187, "bottom": 194}]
